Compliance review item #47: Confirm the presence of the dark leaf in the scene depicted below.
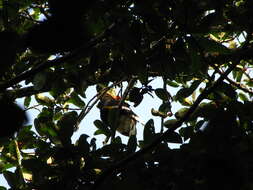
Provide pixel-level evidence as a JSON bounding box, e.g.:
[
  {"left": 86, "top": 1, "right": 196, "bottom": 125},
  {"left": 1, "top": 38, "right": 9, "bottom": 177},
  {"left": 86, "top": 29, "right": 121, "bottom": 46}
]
[
  {"left": 159, "top": 102, "right": 172, "bottom": 113},
  {"left": 34, "top": 118, "right": 57, "bottom": 138},
  {"left": 175, "top": 80, "right": 201, "bottom": 100},
  {"left": 175, "top": 107, "right": 189, "bottom": 119},
  {"left": 3, "top": 171, "right": 18, "bottom": 188},
  {"left": 155, "top": 88, "right": 171, "bottom": 101},
  {"left": 93, "top": 120, "right": 111, "bottom": 136},
  {"left": 192, "top": 102, "right": 218, "bottom": 120},
  {"left": 57, "top": 111, "right": 78, "bottom": 141},
  {"left": 127, "top": 135, "right": 137, "bottom": 153},
  {"left": 128, "top": 87, "right": 143, "bottom": 107},
  {"left": 194, "top": 36, "right": 231, "bottom": 54},
  {"left": 179, "top": 126, "right": 194, "bottom": 141},
  {"left": 33, "top": 72, "right": 48, "bottom": 90},
  {"left": 143, "top": 119, "right": 155, "bottom": 144},
  {"left": 164, "top": 131, "right": 182, "bottom": 144}
]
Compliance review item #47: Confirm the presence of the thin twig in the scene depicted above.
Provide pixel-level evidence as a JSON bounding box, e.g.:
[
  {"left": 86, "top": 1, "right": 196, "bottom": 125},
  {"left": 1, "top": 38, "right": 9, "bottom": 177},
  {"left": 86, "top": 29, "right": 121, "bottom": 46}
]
[
  {"left": 24, "top": 104, "right": 41, "bottom": 112},
  {"left": 55, "top": 106, "right": 83, "bottom": 111},
  {"left": 91, "top": 61, "right": 238, "bottom": 190},
  {"left": 211, "top": 65, "right": 253, "bottom": 96},
  {"left": 74, "top": 79, "right": 125, "bottom": 130}
]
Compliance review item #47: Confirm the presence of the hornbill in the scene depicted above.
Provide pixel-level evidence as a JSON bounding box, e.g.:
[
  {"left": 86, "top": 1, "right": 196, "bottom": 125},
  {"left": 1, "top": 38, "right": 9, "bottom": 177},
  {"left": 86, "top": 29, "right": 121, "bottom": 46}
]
[{"left": 97, "top": 92, "right": 141, "bottom": 136}]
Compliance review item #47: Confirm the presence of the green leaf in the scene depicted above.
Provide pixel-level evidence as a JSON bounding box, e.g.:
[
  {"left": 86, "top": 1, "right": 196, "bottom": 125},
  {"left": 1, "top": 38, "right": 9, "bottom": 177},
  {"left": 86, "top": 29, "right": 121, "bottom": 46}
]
[
  {"left": 67, "top": 91, "right": 85, "bottom": 108},
  {"left": 34, "top": 118, "right": 57, "bottom": 138},
  {"left": 151, "top": 108, "right": 168, "bottom": 118},
  {"left": 0, "top": 161, "right": 15, "bottom": 173},
  {"left": 57, "top": 111, "right": 77, "bottom": 140},
  {"left": 155, "top": 88, "right": 170, "bottom": 101},
  {"left": 35, "top": 94, "right": 54, "bottom": 107},
  {"left": 94, "top": 129, "right": 107, "bottom": 136},
  {"left": 93, "top": 120, "right": 111, "bottom": 136},
  {"left": 192, "top": 102, "right": 217, "bottom": 119},
  {"left": 238, "top": 92, "right": 249, "bottom": 102},
  {"left": 53, "top": 111, "right": 63, "bottom": 121},
  {"left": 175, "top": 80, "right": 201, "bottom": 100},
  {"left": 24, "top": 96, "right": 31, "bottom": 108},
  {"left": 0, "top": 186, "right": 7, "bottom": 190},
  {"left": 167, "top": 80, "right": 180, "bottom": 87},
  {"left": 164, "top": 119, "right": 178, "bottom": 128},
  {"left": 180, "top": 98, "right": 193, "bottom": 106},
  {"left": 236, "top": 70, "right": 243, "bottom": 82},
  {"left": 175, "top": 107, "right": 189, "bottom": 119},
  {"left": 158, "top": 102, "right": 172, "bottom": 113},
  {"left": 33, "top": 72, "right": 48, "bottom": 90},
  {"left": 246, "top": 79, "right": 253, "bottom": 87}
]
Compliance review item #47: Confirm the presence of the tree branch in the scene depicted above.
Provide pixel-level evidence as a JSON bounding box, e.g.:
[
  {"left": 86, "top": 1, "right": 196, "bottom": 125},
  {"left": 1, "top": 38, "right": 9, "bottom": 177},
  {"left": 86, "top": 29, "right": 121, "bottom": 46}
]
[
  {"left": 211, "top": 65, "right": 253, "bottom": 96},
  {"left": 6, "top": 86, "right": 48, "bottom": 99},
  {"left": 0, "top": 22, "right": 117, "bottom": 92},
  {"left": 91, "top": 61, "right": 238, "bottom": 190}
]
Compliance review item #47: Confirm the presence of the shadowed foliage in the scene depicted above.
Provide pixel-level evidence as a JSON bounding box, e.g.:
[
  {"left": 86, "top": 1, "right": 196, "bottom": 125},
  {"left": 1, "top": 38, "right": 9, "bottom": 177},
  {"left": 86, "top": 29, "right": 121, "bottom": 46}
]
[{"left": 0, "top": 0, "right": 253, "bottom": 190}]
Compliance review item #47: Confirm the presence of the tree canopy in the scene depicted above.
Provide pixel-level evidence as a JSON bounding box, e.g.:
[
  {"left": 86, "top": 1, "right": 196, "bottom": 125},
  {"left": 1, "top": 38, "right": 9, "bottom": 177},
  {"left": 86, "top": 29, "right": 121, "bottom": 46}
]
[{"left": 1, "top": 0, "right": 253, "bottom": 189}]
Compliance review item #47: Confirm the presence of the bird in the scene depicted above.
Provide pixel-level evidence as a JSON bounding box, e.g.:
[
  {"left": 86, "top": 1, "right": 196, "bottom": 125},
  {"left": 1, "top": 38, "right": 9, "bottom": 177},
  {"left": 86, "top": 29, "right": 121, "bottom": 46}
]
[{"left": 97, "top": 91, "right": 142, "bottom": 137}]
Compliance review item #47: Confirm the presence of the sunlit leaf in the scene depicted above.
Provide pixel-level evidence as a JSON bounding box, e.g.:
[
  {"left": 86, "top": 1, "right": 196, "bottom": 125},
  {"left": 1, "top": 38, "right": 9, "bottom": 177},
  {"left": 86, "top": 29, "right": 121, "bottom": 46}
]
[
  {"left": 24, "top": 96, "right": 31, "bottom": 108},
  {"left": 167, "top": 80, "right": 180, "bottom": 87},
  {"left": 238, "top": 92, "right": 249, "bottom": 102}
]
